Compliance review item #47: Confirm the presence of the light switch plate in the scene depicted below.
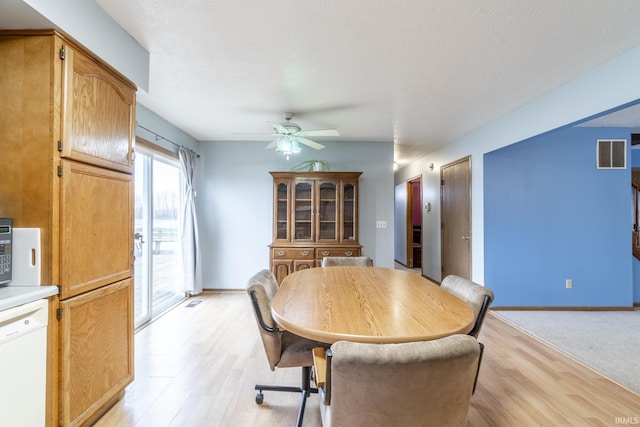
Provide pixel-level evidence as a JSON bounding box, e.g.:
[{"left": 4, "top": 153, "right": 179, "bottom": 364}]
[{"left": 376, "top": 220, "right": 387, "bottom": 229}]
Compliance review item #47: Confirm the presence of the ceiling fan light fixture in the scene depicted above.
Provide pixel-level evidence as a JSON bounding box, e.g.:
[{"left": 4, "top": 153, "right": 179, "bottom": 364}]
[
  {"left": 291, "top": 138, "right": 301, "bottom": 153},
  {"left": 275, "top": 136, "right": 290, "bottom": 153},
  {"left": 275, "top": 136, "right": 301, "bottom": 159},
  {"left": 263, "top": 113, "right": 333, "bottom": 155}
]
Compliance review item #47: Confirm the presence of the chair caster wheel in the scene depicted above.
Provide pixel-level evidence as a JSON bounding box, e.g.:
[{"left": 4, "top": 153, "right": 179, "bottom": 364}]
[{"left": 256, "top": 392, "right": 264, "bottom": 404}]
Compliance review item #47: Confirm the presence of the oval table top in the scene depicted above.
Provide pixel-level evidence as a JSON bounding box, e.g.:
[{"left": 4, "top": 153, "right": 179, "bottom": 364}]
[{"left": 271, "top": 266, "right": 474, "bottom": 344}]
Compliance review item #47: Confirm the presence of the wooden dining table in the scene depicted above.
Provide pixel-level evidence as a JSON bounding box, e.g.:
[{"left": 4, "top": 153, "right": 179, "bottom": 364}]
[{"left": 271, "top": 266, "right": 474, "bottom": 344}]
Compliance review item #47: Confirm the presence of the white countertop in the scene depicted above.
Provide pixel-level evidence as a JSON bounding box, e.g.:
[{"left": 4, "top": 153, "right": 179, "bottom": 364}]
[{"left": 0, "top": 286, "right": 59, "bottom": 312}]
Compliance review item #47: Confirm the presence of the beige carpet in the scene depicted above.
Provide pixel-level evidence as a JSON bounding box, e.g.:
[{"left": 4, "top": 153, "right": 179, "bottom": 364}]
[{"left": 492, "top": 310, "right": 640, "bottom": 395}]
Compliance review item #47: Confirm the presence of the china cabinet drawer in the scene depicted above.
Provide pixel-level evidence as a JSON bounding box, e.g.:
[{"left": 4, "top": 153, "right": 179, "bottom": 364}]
[
  {"left": 272, "top": 248, "right": 315, "bottom": 260},
  {"left": 315, "top": 247, "right": 362, "bottom": 259}
]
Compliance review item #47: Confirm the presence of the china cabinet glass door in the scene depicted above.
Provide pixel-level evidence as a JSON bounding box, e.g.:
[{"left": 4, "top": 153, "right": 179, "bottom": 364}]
[
  {"left": 342, "top": 182, "right": 357, "bottom": 241},
  {"left": 275, "top": 182, "right": 289, "bottom": 241},
  {"left": 318, "top": 181, "right": 339, "bottom": 241},
  {"left": 293, "top": 181, "right": 314, "bottom": 241}
]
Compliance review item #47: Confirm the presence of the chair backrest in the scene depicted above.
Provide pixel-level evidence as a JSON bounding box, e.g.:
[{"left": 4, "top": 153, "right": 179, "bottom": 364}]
[
  {"left": 322, "top": 335, "right": 480, "bottom": 427},
  {"left": 440, "top": 275, "right": 494, "bottom": 338},
  {"left": 321, "top": 256, "right": 373, "bottom": 267},
  {"left": 246, "top": 269, "right": 282, "bottom": 370}
]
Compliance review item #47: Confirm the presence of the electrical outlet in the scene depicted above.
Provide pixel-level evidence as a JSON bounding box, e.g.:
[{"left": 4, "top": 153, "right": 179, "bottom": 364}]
[
  {"left": 376, "top": 220, "right": 387, "bottom": 229},
  {"left": 566, "top": 279, "right": 572, "bottom": 289}
]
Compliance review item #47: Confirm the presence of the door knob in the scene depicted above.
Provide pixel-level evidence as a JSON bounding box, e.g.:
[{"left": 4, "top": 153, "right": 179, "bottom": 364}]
[
  {"left": 135, "top": 232, "right": 145, "bottom": 243},
  {"left": 461, "top": 236, "right": 470, "bottom": 240}
]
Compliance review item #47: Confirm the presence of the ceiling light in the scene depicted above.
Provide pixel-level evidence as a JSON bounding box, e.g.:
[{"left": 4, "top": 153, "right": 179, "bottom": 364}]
[{"left": 276, "top": 136, "right": 301, "bottom": 159}]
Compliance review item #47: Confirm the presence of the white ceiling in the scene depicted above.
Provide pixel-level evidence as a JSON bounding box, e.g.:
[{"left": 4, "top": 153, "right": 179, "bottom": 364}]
[{"left": 6, "top": 1, "right": 640, "bottom": 165}]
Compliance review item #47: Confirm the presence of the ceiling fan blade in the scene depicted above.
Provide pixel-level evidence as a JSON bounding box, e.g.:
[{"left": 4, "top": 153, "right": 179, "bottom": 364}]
[
  {"left": 297, "top": 129, "right": 340, "bottom": 137},
  {"left": 268, "top": 121, "right": 289, "bottom": 134},
  {"left": 265, "top": 139, "right": 278, "bottom": 149},
  {"left": 296, "top": 137, "right": 325, "bottom": 150}
]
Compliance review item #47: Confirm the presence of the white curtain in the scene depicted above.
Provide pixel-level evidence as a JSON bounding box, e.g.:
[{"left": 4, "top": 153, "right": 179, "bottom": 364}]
[{"left": 179, "top": 146, "right": 202, "bottom": 294}]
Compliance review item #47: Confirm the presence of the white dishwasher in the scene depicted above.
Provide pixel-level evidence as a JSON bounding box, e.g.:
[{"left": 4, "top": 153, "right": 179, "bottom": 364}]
[{"left": 0, "top": 298, "right": 49, "bottom": 427}]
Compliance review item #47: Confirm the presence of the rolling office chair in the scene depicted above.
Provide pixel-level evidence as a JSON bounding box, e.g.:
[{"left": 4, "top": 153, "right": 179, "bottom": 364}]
[
  {"left": 246, "top": 269, "right": 329, "bottom": 427},
  {"left": 440, "top": 275, "right": 494, "bottom": 338},
  {"left": 314, "top": 335, "right": 481, "bottom": 427},
  {"left": 440, "top": 274, "right": 494, "bottom": 393},
  {"left": 321, "top": 256, "right": 373, "bottom": 267}
]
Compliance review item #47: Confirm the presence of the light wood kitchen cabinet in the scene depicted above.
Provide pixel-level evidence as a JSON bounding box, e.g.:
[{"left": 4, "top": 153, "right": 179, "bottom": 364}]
[
  {"left": 60, "top": 160, "right": 133, "bottom": 300},
  {"left": 0, "top": 30, "right": 135, "bottom": 427},
  {"left": 58, "top": 279, "right": 133, "bottom": 427},
  {"left": 269, "top": 172, "right": 363, "bottom": 282}
]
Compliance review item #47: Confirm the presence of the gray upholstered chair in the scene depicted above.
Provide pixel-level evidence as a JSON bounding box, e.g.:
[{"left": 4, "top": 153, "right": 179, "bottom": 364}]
[
  {"left": 440, "top": 275, "right": 494, "bottom": 338},
  {"left": 440, "top": 274, "right": 494, "bottom": 394},
  {"left": 246, "top": 269, "right": 329, "bottom": 427},
  {"left": 321, "top": 256, "right": 373, "bottom": 267},
  {"left": 315, "top": 335, "right": 481, "bottom": 427}
]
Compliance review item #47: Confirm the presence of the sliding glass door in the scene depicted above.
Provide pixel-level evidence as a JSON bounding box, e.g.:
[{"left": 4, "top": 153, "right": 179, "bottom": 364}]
[{"left": 134, "top": 145, "right": 185, "bottom": 327}]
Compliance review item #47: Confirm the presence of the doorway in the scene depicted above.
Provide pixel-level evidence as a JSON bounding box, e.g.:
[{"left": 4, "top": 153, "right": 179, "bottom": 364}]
[
  {"left": 406, "top": 177, "right": 422, "bottom": 270},
  {"left": 440, "top": 156, "right": 472, "bottom": 279},
  {"left": 134, "top": 141, "right": 185, "bottom": 327}
]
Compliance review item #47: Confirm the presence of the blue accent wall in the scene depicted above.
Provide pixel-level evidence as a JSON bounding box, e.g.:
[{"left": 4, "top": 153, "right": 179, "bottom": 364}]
[{"left": 484, "top": 126, "right": 633, "bottom": 307}]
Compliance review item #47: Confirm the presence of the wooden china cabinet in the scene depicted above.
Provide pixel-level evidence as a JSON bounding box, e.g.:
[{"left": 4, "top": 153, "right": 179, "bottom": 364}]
[
  {"left": 269, "top": 172, "right": 363, "bottom": 283},
  {"left": 0, "top": 30, "right": 135, "bottom": 426}
]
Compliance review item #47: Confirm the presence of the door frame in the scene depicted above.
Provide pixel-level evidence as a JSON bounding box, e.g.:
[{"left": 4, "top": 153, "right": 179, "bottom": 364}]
[
  {"left": 405, "top": 176, "right": 422, "bottom": 270},
  {"left": 133, "top": 138, "right": 185, "bottom": 328}
]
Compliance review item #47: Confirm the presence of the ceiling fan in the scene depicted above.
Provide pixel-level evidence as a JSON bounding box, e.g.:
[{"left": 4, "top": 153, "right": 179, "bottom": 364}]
[{"left": 265, "top": 112, "right": 339, "bottom": 157}]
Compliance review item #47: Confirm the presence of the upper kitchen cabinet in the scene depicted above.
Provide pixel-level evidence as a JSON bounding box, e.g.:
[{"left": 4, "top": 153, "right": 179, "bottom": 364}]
[
  {"left": 60, "top": 40, "right": 135, "bottom": 172},
  {"left": 0, "top": 30, "right": 134, "bottom": 174},
  {"left": 0, "top": 30, "right": 136, "bottom": 289}
]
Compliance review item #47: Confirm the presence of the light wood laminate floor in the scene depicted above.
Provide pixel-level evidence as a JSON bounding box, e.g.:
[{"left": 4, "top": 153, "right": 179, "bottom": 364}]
[{"left": 94, "top": 292, "right": 640, "bottom": 426}]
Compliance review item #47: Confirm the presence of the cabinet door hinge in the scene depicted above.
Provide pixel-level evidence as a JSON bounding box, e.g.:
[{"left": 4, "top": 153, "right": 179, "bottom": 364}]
[
  {"left": 441, "top": 179, "right": 445, "bottom": 186},
  {"left": 57, "top": 140, "right": 63, "bottom": 152},
  {"left": 57, "top": 165, "right": 63, "bottom": 177},
  {"left": 56, "top": 307, "right": 63, "bottom": 321},
  {"left": 59, "top": 46, "right": 65, "bottom": 60}
]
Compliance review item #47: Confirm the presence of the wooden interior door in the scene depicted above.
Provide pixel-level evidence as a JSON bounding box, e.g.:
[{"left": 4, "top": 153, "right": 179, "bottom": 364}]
[{"left": 440, "top": 156, "right": 471, "bottom": 279}]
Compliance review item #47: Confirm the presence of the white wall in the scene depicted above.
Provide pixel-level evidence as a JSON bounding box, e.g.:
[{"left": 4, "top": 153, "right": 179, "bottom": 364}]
[
  {"left": 396, "top": 44, "right": 640, "bottom": 285},
  {"left": 17, "top": 0, "right": 150, "bottom": 90},
  {"left": 136, "top": 104, "right": 200, "bottom": 154},
  {"left": 199, "top": 140, "right": 394, "bottom": 289}
]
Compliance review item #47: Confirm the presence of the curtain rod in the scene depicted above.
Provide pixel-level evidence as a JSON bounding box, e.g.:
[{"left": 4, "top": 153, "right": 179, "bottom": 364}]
[{"left": 136, "top": 123, "right": 200, "bottom": 158}]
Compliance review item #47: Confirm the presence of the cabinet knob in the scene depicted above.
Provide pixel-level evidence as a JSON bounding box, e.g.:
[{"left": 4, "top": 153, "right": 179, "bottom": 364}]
[
  {"left": 322, "top": 251, "right": 330, "bottom": 256},
  {"left": 277, "top": 250, "right": 286, "bottom": 256},
  {"left": 345, "top": 251, "right": 353, "bottom": 256},
  {"left": 301, "top": 250, "right": 309, "bottom": 256}
]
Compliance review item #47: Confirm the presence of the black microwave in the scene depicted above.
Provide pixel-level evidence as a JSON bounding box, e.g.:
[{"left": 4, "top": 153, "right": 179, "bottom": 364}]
[{"left": 0, "top": 218, "right": 12, "bottom": 285}]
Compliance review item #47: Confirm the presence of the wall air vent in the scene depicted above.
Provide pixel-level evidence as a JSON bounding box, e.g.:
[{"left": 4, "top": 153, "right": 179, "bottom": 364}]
[{"left": 596, "top": 139, "right": 626, "bottom": 169}]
